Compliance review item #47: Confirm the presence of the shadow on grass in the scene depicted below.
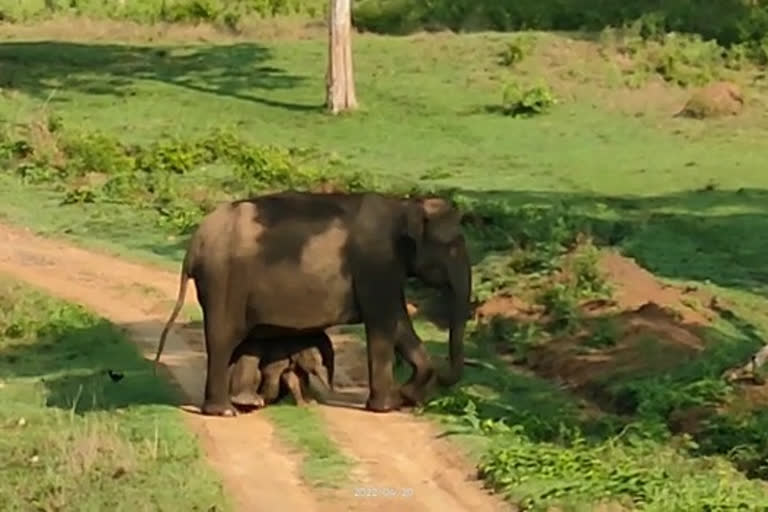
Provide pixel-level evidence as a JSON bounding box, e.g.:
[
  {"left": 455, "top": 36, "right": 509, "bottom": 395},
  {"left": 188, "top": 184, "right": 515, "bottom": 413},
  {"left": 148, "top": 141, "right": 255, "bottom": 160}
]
[
  {"left": 0, "top": 315, "right": 180, "bottom": 414},
  {"left": 457, "top": 187, "right": 768, "bottom": 300},
  {"left": 0, "top": 41, "right": 322, "bottom": 111},
  {"left": 419, "top": 335, "right": 625, "bottom": 443}
]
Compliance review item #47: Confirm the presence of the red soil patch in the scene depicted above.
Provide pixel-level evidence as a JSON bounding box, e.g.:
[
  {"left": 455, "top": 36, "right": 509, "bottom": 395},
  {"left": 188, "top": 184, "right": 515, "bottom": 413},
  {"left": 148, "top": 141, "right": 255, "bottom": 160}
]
[
  {"left": 597, "top": 251, "right": 715, "bottom": 326},
  {"left": 475, "top": 249, "right": 722, "bottom": 404},
  {"left": 528, "top": 302, "right": 706, "bottom": 394},
  {"left": 677, "top": 81, "right": 745, "bottom": 119}
]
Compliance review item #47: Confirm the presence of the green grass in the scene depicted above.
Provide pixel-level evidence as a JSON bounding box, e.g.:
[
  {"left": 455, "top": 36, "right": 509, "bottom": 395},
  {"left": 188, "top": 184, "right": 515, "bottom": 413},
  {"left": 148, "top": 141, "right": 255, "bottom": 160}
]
[
  {"left": 1, "top": 30, "right": 768, "bottom": 298},
  {"left": 0, "top": 278, "right": 231, "bottom": 511},
  {"left": 3, "top": 20, "right": 768, "bottom": 511},
  {"left": 413, "top": 315, "right": 768, "bottom": 511},
  {"left": 263, "top": 404, "right": 352, "bottom": 488}
]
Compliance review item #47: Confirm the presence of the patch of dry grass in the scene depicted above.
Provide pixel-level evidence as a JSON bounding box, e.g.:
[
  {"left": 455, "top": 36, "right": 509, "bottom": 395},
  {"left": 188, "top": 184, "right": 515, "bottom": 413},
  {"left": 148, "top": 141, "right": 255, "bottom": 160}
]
[{"left": 0, "top": 15, "right": 326, "bottom": 44}]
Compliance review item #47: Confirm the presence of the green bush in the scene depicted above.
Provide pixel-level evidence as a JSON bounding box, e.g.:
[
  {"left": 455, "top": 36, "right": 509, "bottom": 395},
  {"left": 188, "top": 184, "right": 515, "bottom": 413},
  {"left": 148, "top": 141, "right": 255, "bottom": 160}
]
[
  {"left": 425, "top": 393, "right": 768, "bottom": 511},
  {"left": 0, "top": 120, "right": 372, "bottom": 235},
  {"left": 498, "top": 34, "right": 537, "bottom": 67},
  {"left": 608, "top": 31, "right": 735, "bottom": 87},
  {"left": 500, "top": 81, "right": 556, "bottom": 118},
  {"left": 352, "top": 0, "right": 768, "bottom": 51}
]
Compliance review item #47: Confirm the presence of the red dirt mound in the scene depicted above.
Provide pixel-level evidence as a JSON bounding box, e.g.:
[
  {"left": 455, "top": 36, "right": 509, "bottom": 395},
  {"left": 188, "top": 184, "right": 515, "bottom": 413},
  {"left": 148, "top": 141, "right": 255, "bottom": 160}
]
[
  {"left": 597, "top": 250, "right": 714, "bottom": 326},
  {"left": 527, "top": 302, "right": 705, "bottom": 391},
  {"left": 475, "top": 249, "right": 723, "bottom": 405},
  {"left": 676, "top": 81, "right": 744, "bottom": 119}
]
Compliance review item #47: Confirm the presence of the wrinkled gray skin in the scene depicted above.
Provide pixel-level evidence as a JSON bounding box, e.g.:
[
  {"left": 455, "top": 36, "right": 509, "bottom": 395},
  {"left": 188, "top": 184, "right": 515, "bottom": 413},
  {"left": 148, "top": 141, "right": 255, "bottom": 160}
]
[
  {"left": 154, "top": 191, "right": 472, "bottom": 417},
  {"left": 229, "top": 330, "right": 335, "bottom": 408}
]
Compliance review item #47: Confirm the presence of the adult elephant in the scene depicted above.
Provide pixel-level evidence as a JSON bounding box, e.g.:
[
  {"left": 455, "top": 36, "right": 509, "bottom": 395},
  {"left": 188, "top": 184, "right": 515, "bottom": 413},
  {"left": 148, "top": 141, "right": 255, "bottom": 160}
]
[{"left": 154, "top": 191, "right": 471, "bottom": 416}]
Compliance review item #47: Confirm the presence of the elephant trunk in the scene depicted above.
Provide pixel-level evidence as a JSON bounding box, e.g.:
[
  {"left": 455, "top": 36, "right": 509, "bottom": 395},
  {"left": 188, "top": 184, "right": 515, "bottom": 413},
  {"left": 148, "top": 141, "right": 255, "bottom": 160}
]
[{"left": 439, "top": 241, "right": 471, "bottom": 386}]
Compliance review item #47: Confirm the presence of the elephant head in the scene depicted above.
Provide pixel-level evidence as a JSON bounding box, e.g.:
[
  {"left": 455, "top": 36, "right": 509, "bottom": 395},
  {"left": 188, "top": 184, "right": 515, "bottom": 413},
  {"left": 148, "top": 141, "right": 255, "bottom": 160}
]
[{"left": 401, "top": 197, "right": 472, "bottom": 386}]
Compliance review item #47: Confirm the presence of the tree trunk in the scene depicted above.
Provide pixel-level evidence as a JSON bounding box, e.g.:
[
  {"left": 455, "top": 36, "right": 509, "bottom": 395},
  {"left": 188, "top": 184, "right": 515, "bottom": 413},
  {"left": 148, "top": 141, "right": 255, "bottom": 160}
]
[{"left": 326, "top": 0, "right": 358, "bottom": 114}]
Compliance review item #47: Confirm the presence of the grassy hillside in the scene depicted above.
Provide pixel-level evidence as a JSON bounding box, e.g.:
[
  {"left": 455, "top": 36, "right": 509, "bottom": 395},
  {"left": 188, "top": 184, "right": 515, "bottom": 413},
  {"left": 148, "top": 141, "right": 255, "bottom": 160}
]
[{"left": 2, "top": 17, "right": 768, "bottom": 511}]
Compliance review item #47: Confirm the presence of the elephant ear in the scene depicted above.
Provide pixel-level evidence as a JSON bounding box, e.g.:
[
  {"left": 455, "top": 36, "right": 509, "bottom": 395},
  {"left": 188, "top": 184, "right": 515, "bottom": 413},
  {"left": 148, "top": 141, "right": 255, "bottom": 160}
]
[{"left": 421, "top": 197, "right": 462, "bottom": 244}]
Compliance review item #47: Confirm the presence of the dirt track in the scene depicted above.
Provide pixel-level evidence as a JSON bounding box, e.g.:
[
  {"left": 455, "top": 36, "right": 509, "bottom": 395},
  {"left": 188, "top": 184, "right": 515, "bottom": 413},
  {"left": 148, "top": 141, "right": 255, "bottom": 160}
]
[{"left": 0, "top": 222, "right": 511, "bottom": 512}]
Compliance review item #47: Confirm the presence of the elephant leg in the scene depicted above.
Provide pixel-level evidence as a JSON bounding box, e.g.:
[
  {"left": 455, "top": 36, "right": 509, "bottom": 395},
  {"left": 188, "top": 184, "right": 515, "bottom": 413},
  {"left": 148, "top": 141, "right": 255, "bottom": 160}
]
[
  {"left": 297, "top": 370, "right": 317, "bottom": 404},
  {"left": 353, "top": 260, "right": 409, "bottom": 412},
  {"left": 363, "top": 326, "right": 403, "bottom": 412},
  {"left": 229, "top": 353, "right": 265, "bottom": 409},
  {"left": 394, "top": 320, "right": 436, "bottom": 406},
  {"left": 201, "top": 308, "right": 245, "bottom": 417},
  {"left": 260, "top": 360, "right": 290, "bottom": 404},
  {"left": 282, "top": 370, "right": 309, "bottom": 406}
]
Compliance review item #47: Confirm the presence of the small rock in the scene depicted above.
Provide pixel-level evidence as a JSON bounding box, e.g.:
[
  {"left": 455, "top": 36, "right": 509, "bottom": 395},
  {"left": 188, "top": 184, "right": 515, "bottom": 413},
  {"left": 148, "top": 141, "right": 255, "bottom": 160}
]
[
  {"left": 30, "top": 455, "right": 39, "bottom": 464},
  {"left": 17, "top": 418, "right": 26, "bottom": 427}
]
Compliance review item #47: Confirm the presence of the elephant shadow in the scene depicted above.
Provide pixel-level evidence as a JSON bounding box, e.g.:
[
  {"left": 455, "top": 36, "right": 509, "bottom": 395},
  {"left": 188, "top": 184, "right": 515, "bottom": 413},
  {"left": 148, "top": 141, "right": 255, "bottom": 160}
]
[
  {"left": 0, "top": 317, "right": 182, "bottom": 415},
  {"left": 21, "top": 313, "right": 445, "bottom": 416},
  {"left": 42, "top": 370, "right": 181, "bottom": 414}
]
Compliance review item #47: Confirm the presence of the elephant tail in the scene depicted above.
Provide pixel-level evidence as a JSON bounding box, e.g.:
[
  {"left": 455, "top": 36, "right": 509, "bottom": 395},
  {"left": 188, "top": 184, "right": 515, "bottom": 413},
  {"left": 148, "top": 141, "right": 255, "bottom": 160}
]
[{"left": 154, "top": 250, "right": 193, "bottom": 373}]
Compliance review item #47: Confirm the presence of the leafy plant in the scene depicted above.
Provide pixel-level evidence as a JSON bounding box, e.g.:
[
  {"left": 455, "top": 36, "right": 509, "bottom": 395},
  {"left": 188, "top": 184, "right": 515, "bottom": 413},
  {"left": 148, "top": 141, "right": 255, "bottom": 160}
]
[
  {"left": 584, "top": 318, "right": 620, "bottom": 348},
  {"left": 498, "top": 34, "right": 537, "bottom": 67},
  {"left": 500, "top": 81, "right": 556, "bottom": 118},
  {"left": 470, "top": 316, "right": 542, "bottom": 363},
  {"left": 4, "top": 123, "right": 374, "bottom": 236},
  {"left": 606, "top": 31, "right": 735, "bottom": 87},
  {"left": 537, "top": 283, "right": 580, "bottom": 333}
]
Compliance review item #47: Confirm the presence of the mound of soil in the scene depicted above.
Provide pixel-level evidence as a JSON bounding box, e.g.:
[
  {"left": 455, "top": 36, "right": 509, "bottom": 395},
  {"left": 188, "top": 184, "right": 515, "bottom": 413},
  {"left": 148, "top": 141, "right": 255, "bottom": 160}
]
[
  {"left": 527, "top": 302, "right": 705, "bottom": 392},
  {"left": 676, "top": 81, "right": 744, "bottom": 119},
  {"left": 476, "top": 249, "right": 724, "bottom": 412},
  {"left": 597, "top": 251, "right": 715, "bottom": 326}
]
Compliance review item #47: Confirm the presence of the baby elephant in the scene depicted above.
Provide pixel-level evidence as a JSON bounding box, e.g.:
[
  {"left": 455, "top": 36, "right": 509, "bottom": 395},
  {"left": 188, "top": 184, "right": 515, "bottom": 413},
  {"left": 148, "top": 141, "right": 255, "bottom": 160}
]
[
  {"left": 229, "top": 331, "right": 335, "bottom": 409},
  {"left": 260, "top": 337, "right": 335, "bottom": 406}
]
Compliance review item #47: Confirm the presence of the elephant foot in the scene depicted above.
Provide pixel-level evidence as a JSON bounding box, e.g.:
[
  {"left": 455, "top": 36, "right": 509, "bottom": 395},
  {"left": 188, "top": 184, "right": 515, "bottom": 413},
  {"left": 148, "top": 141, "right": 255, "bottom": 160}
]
[
  {"left": 201, "top": 400, "right": 238, "bottom": 417},
  {"left": 400, "top": 368, "right": 436, "bottom": 406},
  {"left": 231, "top": 390, "right": 266, "bottom": 409},
  {"left": 437, "top": 367, "right": 461, "bottom": 387},
  {"left": 399, "top": 382, "right": 427, "bottom": 407},
  {"left": 365, "top": 391, "right": 403, "bottom": 413}
]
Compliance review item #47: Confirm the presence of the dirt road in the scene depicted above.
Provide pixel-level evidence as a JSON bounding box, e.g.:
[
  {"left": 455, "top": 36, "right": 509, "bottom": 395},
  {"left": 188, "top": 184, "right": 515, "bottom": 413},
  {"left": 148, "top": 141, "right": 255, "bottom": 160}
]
[{"left": 0, "top": 222, "right": 511, "bottom": 512}]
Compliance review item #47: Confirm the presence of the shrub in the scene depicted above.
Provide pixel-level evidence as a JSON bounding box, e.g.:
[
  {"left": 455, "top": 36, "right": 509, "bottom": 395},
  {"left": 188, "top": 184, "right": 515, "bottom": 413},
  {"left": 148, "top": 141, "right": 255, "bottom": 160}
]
[
  {"left": 352, "top": 0, "right": 768, "bottom": 54},
  {"left": 500, "top": 81, "right": 556, "bottom": 118},
  {"left": 2, "top": 121, "right": 371, "bottom": 235},
  {"left": 498, "top": 34, "right": 537, "bottom": 67},
  {"left": 611, "top": 32, "right": 733, "bottom": 87}
]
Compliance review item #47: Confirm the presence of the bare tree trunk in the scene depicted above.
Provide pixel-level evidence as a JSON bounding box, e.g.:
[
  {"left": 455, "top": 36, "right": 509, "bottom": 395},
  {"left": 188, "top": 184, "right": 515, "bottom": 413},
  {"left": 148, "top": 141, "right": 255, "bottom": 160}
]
[{"left": 326, "top": 0, "right": 358, "bottom": 114}]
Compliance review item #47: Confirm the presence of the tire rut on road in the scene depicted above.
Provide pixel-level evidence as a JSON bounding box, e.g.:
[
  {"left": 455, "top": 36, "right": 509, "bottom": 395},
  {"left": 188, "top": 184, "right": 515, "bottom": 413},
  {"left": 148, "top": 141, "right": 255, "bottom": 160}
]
[{"left": 0, "top": 222, "right": 511, "bottom": 512}]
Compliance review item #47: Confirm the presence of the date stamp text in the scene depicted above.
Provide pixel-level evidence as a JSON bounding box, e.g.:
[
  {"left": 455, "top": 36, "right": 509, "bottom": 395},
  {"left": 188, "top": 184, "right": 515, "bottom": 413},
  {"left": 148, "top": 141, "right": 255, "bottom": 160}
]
[{"left": 353, "top": 487, "right": 414, "bottom": 498}]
